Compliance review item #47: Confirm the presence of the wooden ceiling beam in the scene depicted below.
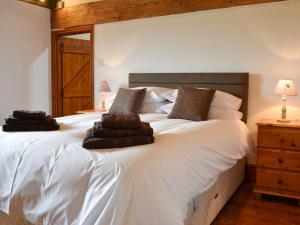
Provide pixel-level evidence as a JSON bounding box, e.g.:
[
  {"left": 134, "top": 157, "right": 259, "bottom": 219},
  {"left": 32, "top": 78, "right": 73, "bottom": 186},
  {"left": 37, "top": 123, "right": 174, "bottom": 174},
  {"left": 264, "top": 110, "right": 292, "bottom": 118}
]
[{"left": 51, "top": 0, "right": 286, "bottom": 30}]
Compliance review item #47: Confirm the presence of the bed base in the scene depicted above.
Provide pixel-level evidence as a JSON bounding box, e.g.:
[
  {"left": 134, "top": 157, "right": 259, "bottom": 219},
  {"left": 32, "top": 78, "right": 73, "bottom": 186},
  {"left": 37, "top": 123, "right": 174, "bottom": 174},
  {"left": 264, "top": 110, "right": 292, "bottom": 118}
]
[{"left": 185, "top": 157, "right": 246, "bottom": 225}]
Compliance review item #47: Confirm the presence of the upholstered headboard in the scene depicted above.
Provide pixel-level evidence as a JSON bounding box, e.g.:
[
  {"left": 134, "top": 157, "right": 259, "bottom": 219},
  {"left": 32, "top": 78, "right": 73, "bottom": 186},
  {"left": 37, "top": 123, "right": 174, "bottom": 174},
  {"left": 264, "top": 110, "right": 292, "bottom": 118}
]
[{"left": 129, "top": 73, "right": 249, "bottom": 123}]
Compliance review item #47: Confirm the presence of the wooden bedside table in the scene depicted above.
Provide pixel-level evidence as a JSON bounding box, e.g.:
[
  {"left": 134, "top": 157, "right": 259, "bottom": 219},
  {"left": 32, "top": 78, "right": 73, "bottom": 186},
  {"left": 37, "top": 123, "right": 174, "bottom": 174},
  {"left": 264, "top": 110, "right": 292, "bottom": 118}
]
[
  {"left": 254, "top": 119, "right": 300, "bottom": 205},
  {"left": 76, "top": 109, "right": 107, "bottom": 114}
]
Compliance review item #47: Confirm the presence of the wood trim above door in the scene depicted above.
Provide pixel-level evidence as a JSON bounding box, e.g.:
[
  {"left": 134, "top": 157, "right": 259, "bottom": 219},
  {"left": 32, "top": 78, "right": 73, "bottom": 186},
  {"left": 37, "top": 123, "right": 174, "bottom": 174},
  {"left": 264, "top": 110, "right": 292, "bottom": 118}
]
[{"left": 51, "top": 25, "right": 94, "bottom": 117}]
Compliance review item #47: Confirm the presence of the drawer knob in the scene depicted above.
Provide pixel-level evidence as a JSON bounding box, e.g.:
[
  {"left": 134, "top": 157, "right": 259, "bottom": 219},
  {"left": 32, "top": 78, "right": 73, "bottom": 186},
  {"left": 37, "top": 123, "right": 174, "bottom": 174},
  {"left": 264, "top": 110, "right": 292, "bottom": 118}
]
[
  {"left": 278, "top": 179, "right": 283, "bottom": 185},
  {"left": 291, "top": 142, "right": 297, "bottom": 147},
  {"left": 279, "top": 138, "right": 285, "bottom": 143},
  {"left": 278, "top": 158, "right": 284, "bottom": 164}
]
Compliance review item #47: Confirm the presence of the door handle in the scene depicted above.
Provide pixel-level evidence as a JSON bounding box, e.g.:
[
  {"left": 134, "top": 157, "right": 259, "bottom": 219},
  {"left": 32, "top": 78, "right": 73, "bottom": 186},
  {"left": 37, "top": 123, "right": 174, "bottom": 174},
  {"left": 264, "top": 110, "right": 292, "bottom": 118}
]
[{"left": 278, "top": 158, "right": 284, "bottom": 164}]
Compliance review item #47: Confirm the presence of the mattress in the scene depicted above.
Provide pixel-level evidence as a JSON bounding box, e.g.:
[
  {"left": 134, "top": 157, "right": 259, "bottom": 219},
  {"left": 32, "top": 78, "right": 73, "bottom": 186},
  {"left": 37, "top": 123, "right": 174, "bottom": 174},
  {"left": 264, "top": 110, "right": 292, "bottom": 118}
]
[{"left": 0, "top": 113, "right": 253, "bottom": 225}]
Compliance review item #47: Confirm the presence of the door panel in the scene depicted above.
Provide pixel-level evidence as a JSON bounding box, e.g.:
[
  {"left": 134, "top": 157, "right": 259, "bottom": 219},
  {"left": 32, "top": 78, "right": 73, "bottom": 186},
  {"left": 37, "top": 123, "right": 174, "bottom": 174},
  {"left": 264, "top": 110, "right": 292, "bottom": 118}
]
[
  {"left": 63, "top": 97, "right": 92, "bottom": 116},
  {"left": 61, "top": 37, "right": 93, "bottom": 116}
]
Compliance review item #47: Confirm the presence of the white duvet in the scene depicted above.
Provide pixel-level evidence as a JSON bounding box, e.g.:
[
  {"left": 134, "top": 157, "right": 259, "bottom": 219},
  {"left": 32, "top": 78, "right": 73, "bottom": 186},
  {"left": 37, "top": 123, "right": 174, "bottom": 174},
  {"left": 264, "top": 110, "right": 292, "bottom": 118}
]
[{"left": 0, "top": 113, "right": 252, "bottom": 225}]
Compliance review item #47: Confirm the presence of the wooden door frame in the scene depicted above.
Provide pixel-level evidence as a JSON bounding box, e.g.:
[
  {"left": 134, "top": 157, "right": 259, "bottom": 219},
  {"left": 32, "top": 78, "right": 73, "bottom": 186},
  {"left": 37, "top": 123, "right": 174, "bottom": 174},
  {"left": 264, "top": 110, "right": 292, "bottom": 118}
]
[{"left": 51, "top": 25, "right": 94, "bottom": 117}]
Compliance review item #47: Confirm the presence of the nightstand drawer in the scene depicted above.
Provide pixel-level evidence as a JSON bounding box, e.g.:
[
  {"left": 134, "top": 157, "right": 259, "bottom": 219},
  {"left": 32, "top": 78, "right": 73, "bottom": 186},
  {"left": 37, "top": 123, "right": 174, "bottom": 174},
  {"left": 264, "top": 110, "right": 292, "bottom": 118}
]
[
  {"left": 257, "top": 148, "right": 300, "bottom": 172},
  {"left": 258, "top": 127, "right": 300, "bottom": 150},
  {"left": 257, "top": 169, "right": 300, "bottom": 193}
]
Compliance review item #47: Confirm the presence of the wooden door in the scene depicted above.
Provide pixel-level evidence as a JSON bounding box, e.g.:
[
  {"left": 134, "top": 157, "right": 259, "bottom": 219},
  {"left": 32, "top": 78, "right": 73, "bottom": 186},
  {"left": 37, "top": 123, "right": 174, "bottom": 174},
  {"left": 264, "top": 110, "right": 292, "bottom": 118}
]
[{"left": 60, "top": 37, "right": 93, "bottom": 116}]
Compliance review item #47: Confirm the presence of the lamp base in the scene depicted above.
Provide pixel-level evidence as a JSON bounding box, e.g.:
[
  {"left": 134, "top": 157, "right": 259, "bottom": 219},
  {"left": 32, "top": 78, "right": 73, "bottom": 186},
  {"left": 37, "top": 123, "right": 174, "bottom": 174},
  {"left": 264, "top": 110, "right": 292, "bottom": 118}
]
[{"left": 277, "top": 119, "right": 292, "bottom": 123}]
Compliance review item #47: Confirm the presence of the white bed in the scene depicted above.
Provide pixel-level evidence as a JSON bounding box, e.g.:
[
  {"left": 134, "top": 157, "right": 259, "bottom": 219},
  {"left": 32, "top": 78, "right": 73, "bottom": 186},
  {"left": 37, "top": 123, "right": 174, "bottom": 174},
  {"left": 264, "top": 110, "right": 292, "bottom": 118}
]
[{"left": 0, "top": 112, "right": 253, "bottom": 225}]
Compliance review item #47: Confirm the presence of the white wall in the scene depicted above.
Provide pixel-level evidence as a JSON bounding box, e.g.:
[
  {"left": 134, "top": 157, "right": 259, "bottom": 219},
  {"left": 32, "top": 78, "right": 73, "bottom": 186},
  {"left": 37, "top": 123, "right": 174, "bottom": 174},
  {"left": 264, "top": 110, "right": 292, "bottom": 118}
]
[
  {"left": 0, "top": 0, "right": 50, "bottom": 124},
  {"left": 94, "top": 0, "right": 300, "bottom": 147}
]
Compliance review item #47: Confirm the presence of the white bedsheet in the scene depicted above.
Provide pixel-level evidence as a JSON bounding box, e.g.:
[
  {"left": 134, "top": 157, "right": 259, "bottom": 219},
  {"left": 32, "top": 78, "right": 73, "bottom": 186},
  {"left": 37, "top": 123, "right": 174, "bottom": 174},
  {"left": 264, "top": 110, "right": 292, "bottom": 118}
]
[{"left": 0, "top": 113, "right": 253, "bottom": 225}]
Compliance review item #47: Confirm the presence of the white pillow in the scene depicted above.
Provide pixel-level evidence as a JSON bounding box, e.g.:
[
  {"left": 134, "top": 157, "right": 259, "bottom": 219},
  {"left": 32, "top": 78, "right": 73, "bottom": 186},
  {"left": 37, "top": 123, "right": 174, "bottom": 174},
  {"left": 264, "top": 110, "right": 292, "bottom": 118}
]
[
  {"left": 159, "top": 103, "right": 243, "bottom": 120},
  {"left": 161, "top": 89, "right": 177, "bottom": 102},
  {"left": 208, "top": 107, "right": 243, "bottom": 120},
  {"left": 161, "top": 89, "right": 242, "bottom": 110},
  {"left": 159, "top": 103, "right": 174, "bottom": 114},
  {"left": 142, "top": 102, "right": 169, "bottom": 113},
  {"left": 213, "top": 91, "right": 242, "bottom": 111},
  {"left": 132, "top": 87, "right": 172, "bottom": 103}
]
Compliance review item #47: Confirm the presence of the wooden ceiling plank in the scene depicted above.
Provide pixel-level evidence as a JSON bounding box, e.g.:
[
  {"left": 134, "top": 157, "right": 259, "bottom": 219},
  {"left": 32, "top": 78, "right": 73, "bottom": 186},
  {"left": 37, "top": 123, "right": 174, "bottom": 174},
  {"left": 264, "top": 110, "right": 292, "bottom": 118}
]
[{"left": 51, "top": 0, "right": 286, "bottom": 30}]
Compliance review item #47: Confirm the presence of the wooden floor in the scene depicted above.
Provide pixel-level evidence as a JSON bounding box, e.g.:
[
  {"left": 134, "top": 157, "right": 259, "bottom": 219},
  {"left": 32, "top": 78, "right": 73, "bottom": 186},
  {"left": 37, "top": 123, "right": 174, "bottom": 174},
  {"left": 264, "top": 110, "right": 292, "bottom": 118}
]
[{"left": 212, "top": 183, "right": 300, "bottom": 225}]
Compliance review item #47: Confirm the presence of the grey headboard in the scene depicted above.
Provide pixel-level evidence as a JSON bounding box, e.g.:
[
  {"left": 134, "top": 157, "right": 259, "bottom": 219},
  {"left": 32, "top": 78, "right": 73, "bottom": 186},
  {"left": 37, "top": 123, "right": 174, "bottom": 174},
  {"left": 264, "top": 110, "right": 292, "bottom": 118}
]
[{"left": 129, "top": 73, "right": 249, "bottom": 123}]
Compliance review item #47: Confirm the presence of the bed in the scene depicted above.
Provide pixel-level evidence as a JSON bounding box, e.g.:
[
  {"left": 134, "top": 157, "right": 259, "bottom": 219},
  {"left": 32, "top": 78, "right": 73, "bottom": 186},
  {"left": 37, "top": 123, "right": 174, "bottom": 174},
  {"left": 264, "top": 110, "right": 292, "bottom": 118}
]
[{"left": 0, "top": 73, "right": 252, "bottom": 225}]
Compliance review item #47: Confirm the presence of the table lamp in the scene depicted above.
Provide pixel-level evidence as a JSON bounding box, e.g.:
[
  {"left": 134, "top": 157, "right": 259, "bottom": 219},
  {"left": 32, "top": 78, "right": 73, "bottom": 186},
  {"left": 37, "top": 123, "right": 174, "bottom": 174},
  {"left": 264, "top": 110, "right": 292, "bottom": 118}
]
[
  {"left": 97, "top": 81, "right": 111, "bottom": 111},
  {"left": 274, "top": 79, "right": 297, "bottom": 123}
]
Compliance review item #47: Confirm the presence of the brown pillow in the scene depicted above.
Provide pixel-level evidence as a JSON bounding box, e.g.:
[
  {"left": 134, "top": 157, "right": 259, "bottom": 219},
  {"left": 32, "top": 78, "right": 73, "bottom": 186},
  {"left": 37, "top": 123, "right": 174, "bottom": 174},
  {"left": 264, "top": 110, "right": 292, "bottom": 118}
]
[
  {"left": 109, "top": 88, "right": 146, "bottom": 114},
  {"left": 168, "top": 87, "right": 216, "bottom": 121}
]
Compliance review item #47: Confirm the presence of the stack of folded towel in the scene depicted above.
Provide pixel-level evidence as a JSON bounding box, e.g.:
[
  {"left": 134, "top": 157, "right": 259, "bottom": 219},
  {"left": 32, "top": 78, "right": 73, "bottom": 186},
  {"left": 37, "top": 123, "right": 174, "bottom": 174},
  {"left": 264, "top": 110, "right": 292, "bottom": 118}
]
[
  {"left": 83, "top": 114, "right": 155, "bottom": 149},
  {"left": 2, "top": 110, "right": 60, "bottom": 132}
]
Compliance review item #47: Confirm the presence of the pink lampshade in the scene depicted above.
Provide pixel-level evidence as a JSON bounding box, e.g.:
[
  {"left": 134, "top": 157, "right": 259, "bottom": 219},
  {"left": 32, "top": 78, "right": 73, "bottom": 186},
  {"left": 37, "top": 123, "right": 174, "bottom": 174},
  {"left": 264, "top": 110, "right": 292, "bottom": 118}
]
[
  {"left": 97, "top": 81, "right": 111, "bottom": 93},
  {"left": 274, "top": 79, "right": 297, "bottom": 96}
]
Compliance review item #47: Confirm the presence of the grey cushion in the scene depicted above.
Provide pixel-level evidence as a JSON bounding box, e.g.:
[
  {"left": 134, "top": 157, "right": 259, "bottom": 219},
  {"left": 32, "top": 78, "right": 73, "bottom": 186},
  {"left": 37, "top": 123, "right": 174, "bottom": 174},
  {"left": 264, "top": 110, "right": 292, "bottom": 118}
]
[
  {"left": 109, "top": 88, "right": 146, "bottom": 114},
  {"left": 168, "top": 87, "right": 216, "bottom": 121}
]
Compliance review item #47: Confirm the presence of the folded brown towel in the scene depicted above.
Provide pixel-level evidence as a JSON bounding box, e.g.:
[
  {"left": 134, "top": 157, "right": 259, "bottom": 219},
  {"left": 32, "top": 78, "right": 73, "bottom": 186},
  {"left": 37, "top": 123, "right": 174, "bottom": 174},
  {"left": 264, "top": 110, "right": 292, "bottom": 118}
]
[
  {"left": 83, "top": 128, "right": 154, "bottom": 149},
  {"left": 5, "top": 115, "right": 57, "bottom": 126},
  {"left": 93, "top": 121, "right": 153, "bottom": 138},
  {"left": 2, "top": 124, "right": 60, "bottom": 132},
  {"left": 13, "top": 110, "right": 47, "bottom": 120},
  {"left": 101, "top": 114, "right": 141, "bottom": 129}
]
